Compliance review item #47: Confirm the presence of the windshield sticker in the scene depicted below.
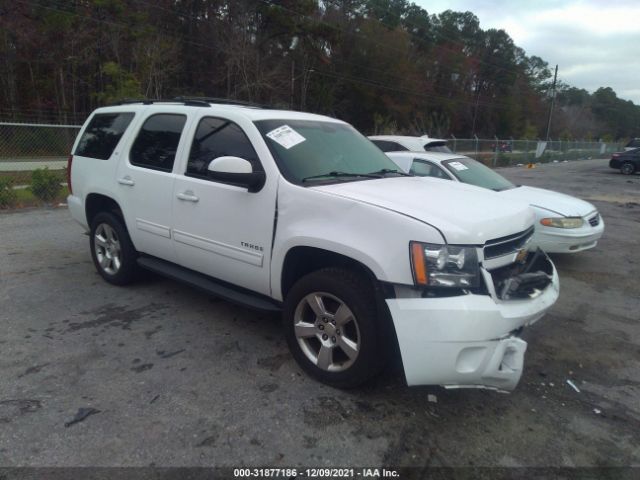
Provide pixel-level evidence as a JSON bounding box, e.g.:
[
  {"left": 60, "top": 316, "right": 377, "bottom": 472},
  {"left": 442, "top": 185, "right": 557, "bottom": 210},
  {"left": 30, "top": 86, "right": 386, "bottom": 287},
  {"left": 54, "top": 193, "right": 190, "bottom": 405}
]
[
  {"left": 266, "top": 125, "right": 306, "bottom": 149},
  {"left": 449, "top": 161, "right": 469, "bottom": 171}
]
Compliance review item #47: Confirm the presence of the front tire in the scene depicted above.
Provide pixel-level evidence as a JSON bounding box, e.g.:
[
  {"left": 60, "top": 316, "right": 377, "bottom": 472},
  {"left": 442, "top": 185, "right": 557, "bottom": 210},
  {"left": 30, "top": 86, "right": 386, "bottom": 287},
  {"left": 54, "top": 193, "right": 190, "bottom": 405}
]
[
  {"left": 283, "top": 268, "right": 384, "bottom": 388},
  {"left": 621, "top": 162, "right": 636, "bottom": 175},
  {"left": 89, "top": 212, "right": 139, "bottom": 285}
]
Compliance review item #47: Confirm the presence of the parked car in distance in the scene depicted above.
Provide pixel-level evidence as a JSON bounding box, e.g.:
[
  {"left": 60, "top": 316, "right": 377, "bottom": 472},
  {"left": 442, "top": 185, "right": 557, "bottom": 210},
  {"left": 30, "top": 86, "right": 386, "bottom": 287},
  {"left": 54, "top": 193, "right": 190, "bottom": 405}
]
[
  {"left": 610, "top": 148, "right": 639, "bottom": 175},
  {"left": 624, "top": 138, "right": 640, "bottom": 151},
  {"left": 369, "top": 135, "right": 453, "bottom": 153},
  {"left": 386, "top": 151, "right": 605, "bottom": 254},
  {"left": 491, "top": 141, "right": 513, "bottom": 153},
  {"left": 67, "top": 99, "right": 559, "bottom": 391}
]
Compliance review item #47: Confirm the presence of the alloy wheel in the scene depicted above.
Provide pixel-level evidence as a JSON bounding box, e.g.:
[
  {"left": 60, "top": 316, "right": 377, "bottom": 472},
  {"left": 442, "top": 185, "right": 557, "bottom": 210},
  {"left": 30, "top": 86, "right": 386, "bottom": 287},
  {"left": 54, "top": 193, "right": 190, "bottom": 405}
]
[
  {"left": 293, "top": 292, "right": 361, "bottom": 372},
  {"left": 93, "top": 223, "right": 122, "bottom": 275}
]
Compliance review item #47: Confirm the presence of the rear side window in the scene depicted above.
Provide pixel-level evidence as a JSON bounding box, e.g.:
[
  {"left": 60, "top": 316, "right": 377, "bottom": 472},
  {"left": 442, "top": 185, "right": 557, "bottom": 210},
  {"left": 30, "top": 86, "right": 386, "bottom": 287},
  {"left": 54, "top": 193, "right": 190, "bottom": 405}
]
[
  {"left": 371, "top": 140, "right": 408, "bottom": 152},
  {"left": 187, "top": 117, "right": 260, "bottom": 178},
  {"left": 423, "top": 142, "right": 452, "bottom": 153},
  {"left": 626, "top": 139, "right": 640, "bottom": 149},
  {"left": 130, "top": 114, "right": 187, "bottom": 172},
  {"left": 74, "top": 112, "right": 134, "bottom": 160}
]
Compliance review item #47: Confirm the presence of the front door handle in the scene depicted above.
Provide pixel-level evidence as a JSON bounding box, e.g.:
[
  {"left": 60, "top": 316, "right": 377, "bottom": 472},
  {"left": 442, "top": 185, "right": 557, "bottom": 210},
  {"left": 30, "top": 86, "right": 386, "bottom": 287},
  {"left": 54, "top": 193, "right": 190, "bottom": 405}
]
[
  {"left": 177, "top": 191, "right": 199, "bottom": 203},
  {"left": 117, "top": 176, "right": 135, "bottom": 186}
]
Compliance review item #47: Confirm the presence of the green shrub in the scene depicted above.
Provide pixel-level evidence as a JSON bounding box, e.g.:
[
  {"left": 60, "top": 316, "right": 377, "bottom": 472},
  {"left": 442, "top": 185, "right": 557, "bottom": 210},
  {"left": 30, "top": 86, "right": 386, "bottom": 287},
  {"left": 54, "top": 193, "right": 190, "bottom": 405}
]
[
  {"left": 0, "top": 176, "right": 17, "bottom": 208},
  {"left": 31, "top": 168, "right": 62, "bottom": 203}
]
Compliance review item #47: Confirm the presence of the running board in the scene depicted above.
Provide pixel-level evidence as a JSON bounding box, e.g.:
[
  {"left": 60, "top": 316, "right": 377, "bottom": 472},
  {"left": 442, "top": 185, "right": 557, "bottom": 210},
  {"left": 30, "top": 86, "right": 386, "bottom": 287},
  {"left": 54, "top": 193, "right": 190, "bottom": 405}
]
[{"left": 137, "top": 256, "right": 281, "bottom": 312}]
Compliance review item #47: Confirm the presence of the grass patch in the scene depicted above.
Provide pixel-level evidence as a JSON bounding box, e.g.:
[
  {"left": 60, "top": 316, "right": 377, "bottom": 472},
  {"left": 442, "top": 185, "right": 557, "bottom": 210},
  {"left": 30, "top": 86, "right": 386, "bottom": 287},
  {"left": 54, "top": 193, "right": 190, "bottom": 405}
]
[{"left": 10, "top": 185, "right": 69, "bottom": 209}]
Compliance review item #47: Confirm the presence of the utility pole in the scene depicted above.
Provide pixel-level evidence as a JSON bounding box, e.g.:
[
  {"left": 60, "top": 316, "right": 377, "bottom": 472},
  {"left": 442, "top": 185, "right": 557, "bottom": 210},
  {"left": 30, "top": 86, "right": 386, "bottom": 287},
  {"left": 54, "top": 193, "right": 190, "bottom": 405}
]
[
  {"left": 471, "top": 80, "right": 482, "bottom": 137},
  {"left": 290, "top": 59, "right": 295, "bottom": 109},
  {"left": 545, "top": 64, "right": 558, "bottom": 140}
]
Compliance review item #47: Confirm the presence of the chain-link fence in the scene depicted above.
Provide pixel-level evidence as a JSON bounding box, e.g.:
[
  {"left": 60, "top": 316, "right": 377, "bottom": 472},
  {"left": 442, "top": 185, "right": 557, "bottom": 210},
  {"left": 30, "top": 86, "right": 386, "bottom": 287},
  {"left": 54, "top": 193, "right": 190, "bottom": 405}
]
[
  {"left": 448, "top": 137, "right": 623, "bottom": 167},
  {"left": 0, "top": 121, "right": 625, "bottom": 209},
  {"left": 0, "top": 122, "right": 81, "bottom": 209}
]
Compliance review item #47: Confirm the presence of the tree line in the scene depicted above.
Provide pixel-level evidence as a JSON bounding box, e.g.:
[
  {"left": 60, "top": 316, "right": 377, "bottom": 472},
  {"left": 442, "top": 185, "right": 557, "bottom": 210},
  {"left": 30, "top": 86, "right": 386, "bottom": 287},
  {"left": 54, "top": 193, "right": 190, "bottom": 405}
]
[{"left": 1, "top": 0, "right": 638, "bottom": 140}]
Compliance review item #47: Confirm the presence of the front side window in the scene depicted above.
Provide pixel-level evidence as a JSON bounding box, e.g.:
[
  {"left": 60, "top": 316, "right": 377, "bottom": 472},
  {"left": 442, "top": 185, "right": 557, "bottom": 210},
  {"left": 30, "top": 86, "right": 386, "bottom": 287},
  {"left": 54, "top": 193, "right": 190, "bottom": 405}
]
[
  {"left": 443, "top": 157, "right": 515, "bottom": 191},
  {"left": 130, "top": 114, "right": 187, "bottom": 172},
  {"left": 410, "top": 160, "right": 451, "bottom": 180},
  {"left": 255, "top": 120, "right": 402, "bottom": 184},
  {"left": 75, "top": 112, "right": 134, "bottom": 160},
  {"left": 187, "top": 117, "right": 260, "bottom": 178}
]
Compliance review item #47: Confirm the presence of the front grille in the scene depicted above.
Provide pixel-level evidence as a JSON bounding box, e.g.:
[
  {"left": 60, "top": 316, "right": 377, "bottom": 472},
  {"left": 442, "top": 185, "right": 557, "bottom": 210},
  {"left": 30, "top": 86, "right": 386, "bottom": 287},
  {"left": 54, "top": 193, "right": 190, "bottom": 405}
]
[
  {"left": 484, "top": 226, "right": 534, "bottom": 260},
  {"left": 490, "top": 249, "right": 553, "bottom": 300},
  {"left": 589, "top": 214, "right": 600, "bottom": 227}
]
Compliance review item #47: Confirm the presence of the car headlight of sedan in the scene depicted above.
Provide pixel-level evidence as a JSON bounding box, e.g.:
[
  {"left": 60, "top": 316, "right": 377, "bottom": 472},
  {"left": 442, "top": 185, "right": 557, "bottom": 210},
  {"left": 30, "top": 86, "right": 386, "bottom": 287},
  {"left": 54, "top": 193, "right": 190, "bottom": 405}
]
[
  {"left": 540, "top": 217, "right": 584, "bottom": 228},
  {"left": 410, "top": 242, "right": 480, "bottom": 288}
]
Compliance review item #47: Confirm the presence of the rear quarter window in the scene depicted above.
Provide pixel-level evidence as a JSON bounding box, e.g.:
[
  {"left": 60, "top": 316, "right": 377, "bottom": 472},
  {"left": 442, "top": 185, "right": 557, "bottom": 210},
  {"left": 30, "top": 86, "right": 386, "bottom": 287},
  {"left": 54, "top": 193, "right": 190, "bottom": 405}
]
[
  {"left": 371, "top": 140, "right": 408, "bottom": 152},
  {"left": 74, "top": 112, "right": 134, "bottom": 160}
]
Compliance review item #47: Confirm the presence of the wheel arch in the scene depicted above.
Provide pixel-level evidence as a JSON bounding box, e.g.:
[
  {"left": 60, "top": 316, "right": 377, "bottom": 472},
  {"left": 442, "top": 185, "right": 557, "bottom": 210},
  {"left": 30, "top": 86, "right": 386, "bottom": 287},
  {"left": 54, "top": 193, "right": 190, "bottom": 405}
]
[
  {"left": 85, "top": 193, "right": 125, "bottom": 227},
  {"left": 280, "top": 246, "right": 381, "bottom": 300}
]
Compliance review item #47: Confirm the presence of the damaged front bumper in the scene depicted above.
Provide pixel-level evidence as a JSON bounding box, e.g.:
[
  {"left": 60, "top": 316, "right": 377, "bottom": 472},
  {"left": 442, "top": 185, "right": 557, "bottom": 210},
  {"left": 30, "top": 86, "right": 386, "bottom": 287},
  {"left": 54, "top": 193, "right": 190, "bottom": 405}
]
[{"left": 386, "top": 252, "right": 559, "bottom": 392}]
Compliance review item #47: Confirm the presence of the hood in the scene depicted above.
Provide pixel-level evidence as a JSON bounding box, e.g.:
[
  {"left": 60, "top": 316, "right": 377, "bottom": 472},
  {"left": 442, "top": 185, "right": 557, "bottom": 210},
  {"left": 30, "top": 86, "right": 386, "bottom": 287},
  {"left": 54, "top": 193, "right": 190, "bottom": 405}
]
[
  {"left": 499, "top": 186, "right": 596, "bottom": 217},
  {"left": 313, "top": 177, "right": 535, "bottom": 245}
]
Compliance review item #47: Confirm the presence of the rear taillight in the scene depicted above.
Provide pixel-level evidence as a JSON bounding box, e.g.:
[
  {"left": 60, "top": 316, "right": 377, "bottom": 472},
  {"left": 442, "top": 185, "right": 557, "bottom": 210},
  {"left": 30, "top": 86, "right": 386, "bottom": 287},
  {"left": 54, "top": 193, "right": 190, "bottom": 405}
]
[
  {"left": 67, "top": 154, "right": 73, "bottom": 194},
  {"left": 612, "top": 153, "right": 619, "bottom": 158}
]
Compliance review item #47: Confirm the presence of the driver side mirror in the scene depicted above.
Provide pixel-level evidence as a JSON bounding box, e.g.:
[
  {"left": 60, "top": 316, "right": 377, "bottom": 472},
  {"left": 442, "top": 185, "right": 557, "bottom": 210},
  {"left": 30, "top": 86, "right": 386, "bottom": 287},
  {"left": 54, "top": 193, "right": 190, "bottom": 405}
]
[{"left": 207, "top": 156, "right": 266, "bottom": 193}]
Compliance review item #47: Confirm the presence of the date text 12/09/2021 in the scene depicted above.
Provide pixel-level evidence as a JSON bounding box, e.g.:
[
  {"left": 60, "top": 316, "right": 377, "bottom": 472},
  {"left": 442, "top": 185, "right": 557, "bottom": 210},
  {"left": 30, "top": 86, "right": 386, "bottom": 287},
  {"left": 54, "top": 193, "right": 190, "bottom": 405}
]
[{"left": 233, "top": 468, "right": 400, "bottom": 478}]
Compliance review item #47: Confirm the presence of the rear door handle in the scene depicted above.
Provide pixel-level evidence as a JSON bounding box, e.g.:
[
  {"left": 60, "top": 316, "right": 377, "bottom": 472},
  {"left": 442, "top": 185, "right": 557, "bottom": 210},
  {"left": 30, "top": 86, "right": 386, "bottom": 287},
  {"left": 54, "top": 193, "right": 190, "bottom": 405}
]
[
  {"left": 177, "top": 191, "right": 199, "bottom": 203},
  {"left": 117, "top": 176, "right": 135, "bottom": 186}
]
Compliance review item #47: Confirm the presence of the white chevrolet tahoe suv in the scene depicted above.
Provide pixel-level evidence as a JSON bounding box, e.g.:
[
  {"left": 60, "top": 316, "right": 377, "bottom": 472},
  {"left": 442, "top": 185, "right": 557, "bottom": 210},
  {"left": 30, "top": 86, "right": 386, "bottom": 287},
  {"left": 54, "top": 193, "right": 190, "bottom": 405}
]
[{"left": 67, "top": 99, "right": 559, "bottom": 391}]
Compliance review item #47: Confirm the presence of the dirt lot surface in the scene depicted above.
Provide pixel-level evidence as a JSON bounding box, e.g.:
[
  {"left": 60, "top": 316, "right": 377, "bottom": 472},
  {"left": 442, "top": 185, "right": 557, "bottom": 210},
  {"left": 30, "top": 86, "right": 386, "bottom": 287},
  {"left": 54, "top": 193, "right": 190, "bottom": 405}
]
[{"left": 1, "top": 159, "right": 639, "bottom": 470}]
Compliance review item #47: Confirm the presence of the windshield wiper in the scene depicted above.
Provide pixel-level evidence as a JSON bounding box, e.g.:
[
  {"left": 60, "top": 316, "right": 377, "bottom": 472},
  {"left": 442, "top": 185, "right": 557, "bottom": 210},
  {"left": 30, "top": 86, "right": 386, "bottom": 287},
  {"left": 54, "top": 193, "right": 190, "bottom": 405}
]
[
  {"left": 366, "top": 168, "right": 412, "bottom": 177},
  {"left": 302, "top": 171, "right": 381, "bottom": 183}
]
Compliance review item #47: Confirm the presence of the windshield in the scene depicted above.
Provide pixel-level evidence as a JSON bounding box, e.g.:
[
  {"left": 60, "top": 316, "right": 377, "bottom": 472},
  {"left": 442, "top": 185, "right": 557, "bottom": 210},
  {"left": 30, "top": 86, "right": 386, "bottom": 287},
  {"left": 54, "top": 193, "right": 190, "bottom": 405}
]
[
  {"left": 442, "top": 157, "right": 515, "bottom": 191},
  {"left": 255, "top": 119, "right": 401, "bottom": 184}
]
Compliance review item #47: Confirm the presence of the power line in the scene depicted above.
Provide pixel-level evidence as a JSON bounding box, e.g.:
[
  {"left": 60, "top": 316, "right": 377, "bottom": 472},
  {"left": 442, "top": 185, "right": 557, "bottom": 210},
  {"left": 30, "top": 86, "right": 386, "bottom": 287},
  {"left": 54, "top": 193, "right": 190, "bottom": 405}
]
[
  {"left": 129, "top": 0, "right": 487, "bottom": 100},
  {"left": 13, "top": 0, "right": 487, "bottom": 107},
  {"left": 8, "top": 0, "right": 535, "bottom": 115},
  {"left": 13, "top": 0, "right": 222, "bottom": 54},
  {"left": 257, "top": 0, "right": 481, "bottom": 81},
  {"left": 362, "top": 2, "right": 528, "bottom": 76},
  {"left": 263, "top": 0, "right": 526, "bottom": 79},
  {"left": 309, "top": 69, "right": 518, "bottom": 111}
]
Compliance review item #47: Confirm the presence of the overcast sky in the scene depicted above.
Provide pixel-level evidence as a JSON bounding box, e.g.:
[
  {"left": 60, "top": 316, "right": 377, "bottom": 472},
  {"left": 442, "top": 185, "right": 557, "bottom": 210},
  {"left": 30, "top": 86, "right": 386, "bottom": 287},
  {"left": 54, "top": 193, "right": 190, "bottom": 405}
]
[{"left": 415, "top": 0, "right": 639, "bottom": 105}]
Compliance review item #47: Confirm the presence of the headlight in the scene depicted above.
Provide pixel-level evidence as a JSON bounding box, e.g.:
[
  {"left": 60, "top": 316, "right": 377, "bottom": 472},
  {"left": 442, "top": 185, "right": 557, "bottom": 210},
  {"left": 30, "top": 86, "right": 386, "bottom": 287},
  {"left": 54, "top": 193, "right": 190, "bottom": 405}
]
[
  {"left": 540, "top": 217, "right": 584, "bottom": 228},
  {"left": 410, "top": 242, "right": 480, "bottom": 288}
]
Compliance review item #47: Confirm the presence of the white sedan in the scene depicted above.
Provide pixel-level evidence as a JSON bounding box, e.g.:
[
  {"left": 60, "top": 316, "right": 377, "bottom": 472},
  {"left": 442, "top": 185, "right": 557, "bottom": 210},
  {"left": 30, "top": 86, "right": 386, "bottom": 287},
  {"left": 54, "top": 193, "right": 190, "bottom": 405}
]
[{"left": 385, "top": 151, "right": 605, "bottom": 253}]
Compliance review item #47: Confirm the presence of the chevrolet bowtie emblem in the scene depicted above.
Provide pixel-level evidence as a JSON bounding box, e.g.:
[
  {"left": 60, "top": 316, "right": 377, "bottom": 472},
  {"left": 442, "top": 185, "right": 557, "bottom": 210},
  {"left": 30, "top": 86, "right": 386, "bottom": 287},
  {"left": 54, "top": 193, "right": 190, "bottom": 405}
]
[{"left": 516, "top": 248, "right": 528, "bottom": 263}]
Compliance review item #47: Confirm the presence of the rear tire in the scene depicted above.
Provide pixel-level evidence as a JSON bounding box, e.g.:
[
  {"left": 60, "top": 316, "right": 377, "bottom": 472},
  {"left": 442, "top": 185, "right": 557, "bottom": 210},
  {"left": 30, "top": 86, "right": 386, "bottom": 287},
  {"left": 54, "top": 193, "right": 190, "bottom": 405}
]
[
  {"left": 89, "top": 212, "right": 139, "bottom": 285},
  {"left": 621, "top": 162, "right": 636, "bottom": 175},
  {"left": 283, "top": 268, "right": 384, "bottom": 388}
]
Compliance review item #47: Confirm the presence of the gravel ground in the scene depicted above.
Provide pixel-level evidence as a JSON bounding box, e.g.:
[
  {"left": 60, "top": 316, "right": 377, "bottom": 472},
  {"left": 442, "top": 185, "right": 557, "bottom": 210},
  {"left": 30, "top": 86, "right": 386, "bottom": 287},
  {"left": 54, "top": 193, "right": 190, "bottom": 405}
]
[{"left": 0, "top": 158, "right": 639, "bottom": 470}]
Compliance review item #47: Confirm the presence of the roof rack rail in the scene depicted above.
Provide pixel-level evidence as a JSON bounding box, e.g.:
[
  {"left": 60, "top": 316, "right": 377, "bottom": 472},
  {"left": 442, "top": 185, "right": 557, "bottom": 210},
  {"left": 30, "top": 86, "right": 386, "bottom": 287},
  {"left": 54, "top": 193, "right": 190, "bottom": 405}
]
[
  {"left": 109, "top": 97, "right": 265, "bottom": 108},
  {"left": 109, "top": 98, "right": 182, "bottom": 106},
  {"left": 173, "top": 96, "right": 264, "bottom": 108},
  {"left": 110, "top": 98, "right": 154, "bottom": 105}
]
